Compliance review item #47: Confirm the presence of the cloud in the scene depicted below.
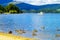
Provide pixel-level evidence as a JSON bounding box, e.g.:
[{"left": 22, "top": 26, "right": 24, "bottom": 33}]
[
  {"left": 13, "top": 0, "right": 60, "bottom": 6},
  {"left": 9, "top": 1, "right": 22, "bottom": 4}
]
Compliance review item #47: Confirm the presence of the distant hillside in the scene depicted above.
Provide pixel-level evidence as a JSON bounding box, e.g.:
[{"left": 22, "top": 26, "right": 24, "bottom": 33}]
[
  {"left": 16, "top": 3, "right": 60, "bottom": 10},
  {"left": 15, "top": 3, "right": 60, "bottom": 13},
  {"left": 1, "top": 1, "right": 60, "bottom": 13},
  {"left": 1, "top": 1, "right": 60, "bottom": 10}
]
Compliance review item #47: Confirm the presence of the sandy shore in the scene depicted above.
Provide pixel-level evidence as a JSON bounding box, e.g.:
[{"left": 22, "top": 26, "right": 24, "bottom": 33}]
[{"left": 0, "top": 32, "right": 35, "bottom": 40}]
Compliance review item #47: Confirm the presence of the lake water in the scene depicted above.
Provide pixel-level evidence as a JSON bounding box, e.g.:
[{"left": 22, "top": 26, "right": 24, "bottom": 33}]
[{"left": 0, "top": 13, "right": 60, "bottom": 40}]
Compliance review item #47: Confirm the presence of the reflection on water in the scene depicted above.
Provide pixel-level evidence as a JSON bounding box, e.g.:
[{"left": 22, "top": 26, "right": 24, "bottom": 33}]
[{"left": 0, "top": 13, "right": 60, "bottom": 40}]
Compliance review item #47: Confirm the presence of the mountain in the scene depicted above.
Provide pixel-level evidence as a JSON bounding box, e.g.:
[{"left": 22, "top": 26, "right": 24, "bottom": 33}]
[
  {"left": 1, "top": 1, "right": 60, "bottom": 13},
  {"left": 1, "top": 1, "right": 60, "bottom": 10},
  {"left": 15, "top": 3, "right": 60, "bottom": 13},
  {"left": 16, "top": 3, "right": 60, "bottom": 10}
]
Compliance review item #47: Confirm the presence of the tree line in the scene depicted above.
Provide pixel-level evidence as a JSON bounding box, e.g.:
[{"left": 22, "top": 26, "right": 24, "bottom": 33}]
[{"left": 0, "top": 4, "right": 23, "bottom": 14}]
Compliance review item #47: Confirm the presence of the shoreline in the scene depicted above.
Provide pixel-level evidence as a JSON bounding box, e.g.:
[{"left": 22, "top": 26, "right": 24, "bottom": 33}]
[{"left": 0, "top": 32, "right": 35, "bottom": 40}]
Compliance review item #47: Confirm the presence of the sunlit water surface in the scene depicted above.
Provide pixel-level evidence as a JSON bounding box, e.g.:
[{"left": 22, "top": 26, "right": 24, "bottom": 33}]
[{"left": 0, "top": 13, "right": 60, "bottom": 40}]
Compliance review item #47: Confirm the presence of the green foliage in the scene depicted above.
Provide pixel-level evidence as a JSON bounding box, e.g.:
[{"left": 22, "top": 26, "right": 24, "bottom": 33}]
[
  {"left": 39, "top": 8, "right": 60, "bottom": 13},
  {"left": 5, "top": 4, "right": 23, "bottom": 13},
  {"left": 0, "top": 4, "right": 23, "bottom": 14},
  {"left": 0, "top": 3, "right": 60, "bottom": 13},
  {"left": 0, "top": 5, "right": 6, "bottom": 13}
]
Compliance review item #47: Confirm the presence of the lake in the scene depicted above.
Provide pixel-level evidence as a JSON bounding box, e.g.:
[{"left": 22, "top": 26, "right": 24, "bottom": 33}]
[{"left": 0, "top": 13, "right": 60, "bottom": 40}]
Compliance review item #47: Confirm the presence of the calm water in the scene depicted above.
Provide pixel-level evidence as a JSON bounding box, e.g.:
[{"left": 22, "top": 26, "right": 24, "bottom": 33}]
[{"left": 0, "top": 13, "right": 60, "bottom": 40}]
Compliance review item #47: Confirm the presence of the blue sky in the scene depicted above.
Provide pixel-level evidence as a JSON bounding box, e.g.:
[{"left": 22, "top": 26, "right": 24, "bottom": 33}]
[{"left": 0, "top": 0, "right": 12, "bottom": 4}]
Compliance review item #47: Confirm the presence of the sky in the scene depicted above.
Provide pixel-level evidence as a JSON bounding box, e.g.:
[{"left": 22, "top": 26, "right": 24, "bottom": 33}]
[
  {"left": 0, "top": 0, "right": 12, "bottom": 4},
  {"left": 13, "top": 0, "right": 60, "bottom": 5},
  {"left": 0, "top": 0, "right": 60, "bottom": 5}
]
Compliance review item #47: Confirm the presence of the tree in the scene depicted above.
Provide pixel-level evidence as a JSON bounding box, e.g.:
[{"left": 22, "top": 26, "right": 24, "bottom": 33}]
[
  {"left": 0, "top": 5, "right": 5, "bottom": 13},
  {"left": 5, "top": 4, "right": 23, "bottom": 13}
]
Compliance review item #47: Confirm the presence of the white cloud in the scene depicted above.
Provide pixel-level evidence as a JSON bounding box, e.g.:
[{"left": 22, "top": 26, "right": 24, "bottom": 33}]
[
  {"left": 9, "top": 1, "right": 22, "bottom": 4},
  {"left": 13, "top": 0, "right": 60, "bottom": 6}
]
